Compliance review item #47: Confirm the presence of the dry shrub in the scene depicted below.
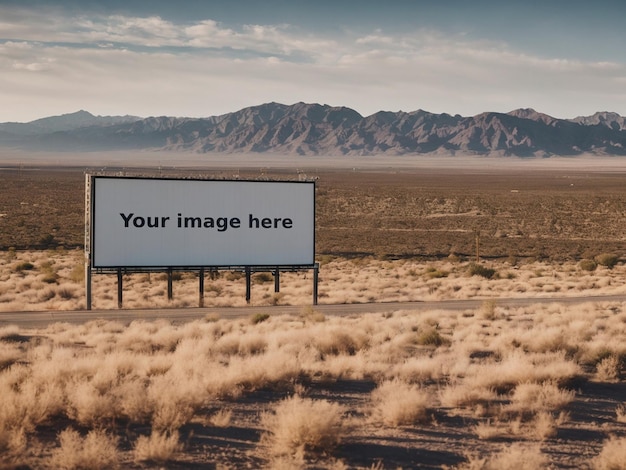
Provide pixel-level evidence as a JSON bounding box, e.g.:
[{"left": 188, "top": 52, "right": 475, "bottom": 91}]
[
  {"left": 579, "top": 259, "right": 597, "bottom": 272},
  {"left": 251, "top": 312, "right": 270, "bottom": 324},
  {"left": 38, "top": 287, "right": 56, "bottom": 301},
  {"left": 473, "top": 420, "right": 513, "bottom": 440},
  {"left": 133, "top": 430, "right": 183, "bottom": 464},
  {"left": 528, "top": 411, "right": 560, "bottom": 441},
  {"left": 439, "top": 383, "right": 498, "bottom": 409},
  {"left": 370, "top": 379, "right": 430, "bottom": 426},
  {"left": 506, "top": 381, "right": 575, "bottom": 415},
  {"left": 66, "top": 381, "right": 116, "bottom": 426},
  {"left": 69, "top": 263, "right": 85, "bottom": 283},
  {"left": 151, "top": 400, "right": 195, "bottom": 432},
  {"left": 596, "top": 354, "right": 621, "bottom": 382},
  {"left": 616, "top": 404, "right": 626, "bottom": 423},
  {"left": 417, "top": 328, "right": 449, "bottom": 347},
  {"left": 49, "top": 428, "right": 119, "bottom": 470},
  {"left": 459, "top": 443, "right": 548, "bottom": 470},
  {"left": 114, "top": 378, "right": 152, "bottom": 423},
  {"left": 254, "top": 272, "right": 274, "bottom": 284},
  {"left": 148, "top": 376, "right": 198, "bottom": 431},
  {"left": 0, "top": 425, "right": 27, "bottom": 467},
  {"left": 0, "top": 342, "right": 22, "bottom": 370},
  {"left": 480, "top": 299, "right": 498, "bottom": 320},
  {"left": 56, "top": 285, "right": 77, "bottom": 300},
  {"left": 595, "top": 253, "right": 619, "bottom": 269},
  {"left": 261, "top": 395, "right": 345, "bottom": 458},
  {"left": 593, "top": 436, "right": 626, "bottom": 470},
  {"left": 300, "top": 305, "right": 326, "bottom": 323},
  {"left": 463, "top": 350, "right": 581, "bottom": 392},
  {"left": 209, "top": 408, "right": 233, "bottom": 427},
  {"left": 468, "top": 263, "right": 497, "bottom": 279},
  {"left": 13, "top": 261, "right": 34, "bottom": 272},
  {"left": 313, "top": 328, "right": 368, "bottom": 356},
  {"left": 0, "top": 325, "right": 21, "bottom": 339}
]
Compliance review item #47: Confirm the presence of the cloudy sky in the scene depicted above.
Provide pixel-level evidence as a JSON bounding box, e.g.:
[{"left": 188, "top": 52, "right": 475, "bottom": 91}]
[{"left": 1, "top": 0, "right": 625, "bottom": 122}]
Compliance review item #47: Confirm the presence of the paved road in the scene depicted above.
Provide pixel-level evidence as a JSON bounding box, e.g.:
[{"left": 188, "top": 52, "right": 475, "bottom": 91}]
[{"left": 2, "top": 294, "right": 626, "bottom": 329}]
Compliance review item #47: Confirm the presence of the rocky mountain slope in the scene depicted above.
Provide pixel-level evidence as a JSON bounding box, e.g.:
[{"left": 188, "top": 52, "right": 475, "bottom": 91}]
[{"left": 1, "top": 103, "right": 624, "bottom": 156}]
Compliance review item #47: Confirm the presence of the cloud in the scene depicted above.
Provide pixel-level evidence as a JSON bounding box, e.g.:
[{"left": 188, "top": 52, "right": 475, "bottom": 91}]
[{"left": 0, "top": 6, "right": 624, "bottom": 121}]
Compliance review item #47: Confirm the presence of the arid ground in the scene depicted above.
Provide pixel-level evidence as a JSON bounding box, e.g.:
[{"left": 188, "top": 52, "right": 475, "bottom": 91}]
[{"left": 1, "top": 158, "right": 625, "bottom": 469}]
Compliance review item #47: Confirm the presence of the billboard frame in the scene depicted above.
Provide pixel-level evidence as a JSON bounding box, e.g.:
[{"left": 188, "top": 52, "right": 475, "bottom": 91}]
[{"left": 84, "top": 174, "right": 318, "bottom": 309}]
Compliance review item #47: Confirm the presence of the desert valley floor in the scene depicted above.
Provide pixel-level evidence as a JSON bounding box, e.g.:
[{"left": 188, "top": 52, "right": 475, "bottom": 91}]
[{"left": 1, "top": 157, "right": 626, "bottom": 469}]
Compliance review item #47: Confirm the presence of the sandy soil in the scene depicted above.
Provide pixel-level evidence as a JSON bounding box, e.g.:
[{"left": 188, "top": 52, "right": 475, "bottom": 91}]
[
  {"left": 1, "top": 251, "right": 626, "bottom": 469},
  {"left": 2, "top": 250, "right": 626, "bottom": 311},
  {"left": 1, "top": 156, "right": 626, "bottom": 468}
]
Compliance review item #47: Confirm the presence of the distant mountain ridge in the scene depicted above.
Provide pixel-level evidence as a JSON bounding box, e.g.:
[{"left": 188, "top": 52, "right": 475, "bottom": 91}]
[
  {"left": 0, "top": 110, "right": 141, "bottom": 136},
  {"left": 1, "top": 104, "right": 625, "bottom": 157}
]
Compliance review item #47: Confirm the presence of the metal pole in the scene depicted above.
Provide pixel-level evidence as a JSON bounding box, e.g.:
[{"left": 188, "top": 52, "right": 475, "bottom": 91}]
[
  {"left": 117, "top": 268, "right": 123, "bottom": 309},
  {"left": 84, "top": 173, "right": 92, "bottom": 311},
  {"left": 167, "top": 268, "right": 173, "bottom": 301},
  {"left": 274, "top": 267, "right": 280, "bottom": 293},
  {"left": 199, "top": 268, "right": 204, "bottom": 308},
  {"left": 475, "top": 230, "right": 481, "bottom": 263},
  {"left": 313, "top": 263, "right": 319, "bottom": 305},
  {"left": 85, "top": 260, "right": 92, "bottom": 310},
  {"left": 245, "top": 267, "right": 251, "bottom": 304}
]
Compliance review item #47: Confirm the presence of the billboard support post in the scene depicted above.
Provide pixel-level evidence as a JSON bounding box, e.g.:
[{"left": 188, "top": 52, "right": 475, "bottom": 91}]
[
  {"left": 84, "top": 173, "right": 93, "bottom": 310},
  {"left": 313, "top": 263, "right": 319, "bottom": 305},
  {"left": 117, "top": 268, "right": 123, "bottom": 308},
  {"left": 85, "top": 259, "right": 92, "bottom": 310},
  {"left": 199, "top": 268, "right": 205, "bottom": 308},
  {"left": 167, "top": 269, "right": 173, "bottom": 301},
  {"left": 274, "top": 267, "right": 280, "bottom": 293},
  {"left": 245, "top": 267, "right": 251, "bottom": 304}
]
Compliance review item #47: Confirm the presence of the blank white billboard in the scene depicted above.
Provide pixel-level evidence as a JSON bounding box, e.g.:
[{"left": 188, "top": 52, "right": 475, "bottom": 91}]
[{"left": 89, "top": 177, "right": 315, "bottom": 268}]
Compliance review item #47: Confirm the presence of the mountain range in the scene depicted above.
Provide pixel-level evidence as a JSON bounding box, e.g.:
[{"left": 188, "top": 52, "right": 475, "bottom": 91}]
[{"left": 1, "top": 103, "right": 625, "bottom": 157}]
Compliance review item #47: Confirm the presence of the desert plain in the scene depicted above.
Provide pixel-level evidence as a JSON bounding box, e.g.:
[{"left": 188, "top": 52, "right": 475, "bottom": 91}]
[{"left": 1, "top": 156, "right": 626, "bottom": 469}]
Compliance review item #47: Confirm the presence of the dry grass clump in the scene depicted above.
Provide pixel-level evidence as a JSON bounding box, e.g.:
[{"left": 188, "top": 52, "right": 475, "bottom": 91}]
[
  {"left": 593, "top": 436, "right": 626, "bottom": 470},
  {"left": 473, "top": 409, "right": 567, "bottom": 443},
  {"left": 506, "top": 381, "right": 575, "bottom": 415},
  {"left": 49, "top": 428, "right": 119, "bottom": 470},
  {"left": 369, "top": 379, "right": 430, "bottom": 426},
  {"left": 0, "top": 423, "right": 28, "bottom": 468},
  {"left": 459, "top": 443, "right": 549, "bottom": 470},
  {"left": 133, "top": 430, "right": 183, "bottom": 464},
  {"left": 261, "top": 395, "right": 345, "bottom": 458},
  {"left": 595, "top": 253, "right": 619, "bottom": 269},
  {"left": 596, "top": 354, "right": 622, "bottom": 382}
]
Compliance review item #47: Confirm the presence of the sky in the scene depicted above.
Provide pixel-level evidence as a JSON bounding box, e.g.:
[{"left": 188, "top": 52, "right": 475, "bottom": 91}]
[{"left": 1, "top": 0, "right": 625, "bottom": 122}]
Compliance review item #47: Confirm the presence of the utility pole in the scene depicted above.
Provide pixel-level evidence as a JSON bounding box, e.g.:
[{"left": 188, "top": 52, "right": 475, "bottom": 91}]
[{"left": 475, "top": 229, "right": 481, "bottom": 263}]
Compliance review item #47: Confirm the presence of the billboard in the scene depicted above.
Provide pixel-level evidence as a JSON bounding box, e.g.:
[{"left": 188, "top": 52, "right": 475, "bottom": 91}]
[{"left": 89, "top": 176, "right": 315, "bottom": 268}]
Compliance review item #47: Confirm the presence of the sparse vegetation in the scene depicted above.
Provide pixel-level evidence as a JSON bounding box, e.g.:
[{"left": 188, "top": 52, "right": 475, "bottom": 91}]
[
  {"left": 254, "top": 272, "right": 274, "bottom": 284},
  {"left": 49, "top": 428, "right": 119, "bottom": 470},
  {"left": 593, "top": 436, "right": 626, "bottom": 470},
  {"left": 261, "top": 395, "right": 345, "bottom": 458},
  {"left": 251, "top": 312, "right": 270, "bottom": 324},
  {"left": 3, "top": 168, "right": 626, "bottom": 260},
  {"left": 370, "top": 379, "right": 430, "bottom": 426},
  {"left": 1, "top": 167, "right": 626, "bottom": 468},
  {"left": 14, "top": 261, "right": 34, "bottom": 272},
  {"left": 580, "top": 259, "right": 598, "bottom": 272},
  {"left": 133, "top": 430, "right": 183, "bottom": 464},
  {"left": 0, "top": 299, "right": 623, "bottom": 467},
  {"left": 2, "top": 250, "right": 626, "bottom": 311},
  {"left": 595, "top": 253, "right": 619, "bottom": 269},
  {"left": 468, "top": 263, "right": 497, "bottom": 279}
]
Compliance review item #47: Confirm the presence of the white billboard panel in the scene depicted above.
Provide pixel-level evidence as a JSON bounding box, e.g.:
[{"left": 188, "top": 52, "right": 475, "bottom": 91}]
[{"left": 90, "top": 177, "right": 315, "bottom": 268}]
